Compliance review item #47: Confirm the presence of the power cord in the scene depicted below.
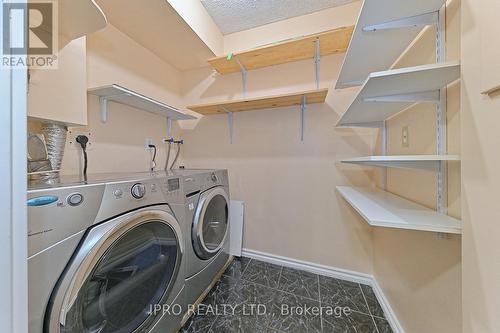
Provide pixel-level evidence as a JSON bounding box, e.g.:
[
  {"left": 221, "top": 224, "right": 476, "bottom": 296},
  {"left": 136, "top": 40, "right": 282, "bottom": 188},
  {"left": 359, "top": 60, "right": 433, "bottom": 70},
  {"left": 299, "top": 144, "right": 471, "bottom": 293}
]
[
  {"left": 76, "top": 135, "right": 89, "bottom": 181},
  {"left": 148, "top": 144, "right": 157, "bottom": 171}
]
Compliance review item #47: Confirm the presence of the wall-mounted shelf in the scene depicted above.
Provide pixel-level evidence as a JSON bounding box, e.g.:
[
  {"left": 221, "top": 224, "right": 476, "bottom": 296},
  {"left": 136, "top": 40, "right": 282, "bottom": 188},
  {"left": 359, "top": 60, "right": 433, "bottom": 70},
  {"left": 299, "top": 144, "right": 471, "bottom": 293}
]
[
  {"left": 187, "top": 89, "right": 328, "bottom": 143},
  {"left": 208, "top": 26, "right": 353, "bottom": 75},
  {"left": 88, "top": 85, "right": 195, "bottom": 123},
  {"left": 336, "top": 62, "right": 460, "bottom": 127},
  {"left": 187, "top": 89, "right": 328, "bottom": 115},
  {"left": 341, "top": 155, "right": 460, "bottom": 171},
  {"left": 336, "top": 186, "right": 462, "bottom": 234},
  {"left": 335, "top": 0, "right": 447, "bottom": 88},
  {"left": 59, "top": 0, "right": 107, "bottom": 49}
]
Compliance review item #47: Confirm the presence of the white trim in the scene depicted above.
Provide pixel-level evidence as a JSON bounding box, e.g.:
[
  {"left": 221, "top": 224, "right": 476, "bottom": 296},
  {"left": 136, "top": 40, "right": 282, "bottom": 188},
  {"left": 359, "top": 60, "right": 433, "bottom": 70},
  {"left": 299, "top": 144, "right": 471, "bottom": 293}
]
[
  {"left": 371, "top": 278, "right": 406, "bottom": 333},
  {"left": 0, "top": 1, "right": 28, "bottom": 332},
  {"left": 241, "top": 248, "right": 405, "bottom": 333}
]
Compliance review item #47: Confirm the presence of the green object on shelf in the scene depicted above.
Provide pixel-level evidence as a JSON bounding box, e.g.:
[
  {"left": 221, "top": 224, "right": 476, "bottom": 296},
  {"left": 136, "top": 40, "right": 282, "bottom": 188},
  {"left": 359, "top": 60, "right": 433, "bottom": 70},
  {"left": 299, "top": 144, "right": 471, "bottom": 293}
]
[{"left": 227, "top": 53, "right": 233, "bottom": 61}]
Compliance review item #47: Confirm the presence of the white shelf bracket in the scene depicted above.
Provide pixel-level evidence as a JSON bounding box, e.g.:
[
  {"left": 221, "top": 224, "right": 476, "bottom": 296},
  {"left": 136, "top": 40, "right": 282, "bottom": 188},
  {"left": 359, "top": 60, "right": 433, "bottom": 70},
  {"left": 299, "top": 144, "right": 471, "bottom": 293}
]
[
  {"left": 300, "top": 96, "right": 307, "bottom": 142},
  {"left": 363, "top": 90, "right": 440, "bottom": 103},
  {"left": 436, "top": 5, "right": 447, "bottom": 215},
  {"left": 235, "top": 58, "right": 248, "bottom": 97},
  {"left": 99, "top": 96, "right": 108, "bottom": 123},
  {"left": 363, "top": 11, "right": 439, "bottom": 32},
  {"left": 314, "top": 38, "right": 321, "bottom": 89},
  {"left": 222, "top": 107, "right": 234, "bottom": 144},
  {"left": 166, "top": 117, "right": 172, "bottom": 138}
]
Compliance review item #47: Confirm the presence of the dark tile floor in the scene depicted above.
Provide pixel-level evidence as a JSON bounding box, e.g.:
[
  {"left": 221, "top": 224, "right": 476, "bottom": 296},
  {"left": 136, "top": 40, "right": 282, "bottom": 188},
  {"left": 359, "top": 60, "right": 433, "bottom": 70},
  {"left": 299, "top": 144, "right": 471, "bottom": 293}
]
[{"left": 180, "top": 257, "right": 393, "bottom": 333}]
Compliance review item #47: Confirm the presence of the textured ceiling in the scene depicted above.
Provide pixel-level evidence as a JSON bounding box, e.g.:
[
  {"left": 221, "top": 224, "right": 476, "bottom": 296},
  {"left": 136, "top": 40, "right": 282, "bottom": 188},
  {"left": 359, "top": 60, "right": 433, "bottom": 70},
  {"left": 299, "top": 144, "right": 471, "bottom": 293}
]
[{"left": 201, "top": 0, "right": 358, "bottom": 35}]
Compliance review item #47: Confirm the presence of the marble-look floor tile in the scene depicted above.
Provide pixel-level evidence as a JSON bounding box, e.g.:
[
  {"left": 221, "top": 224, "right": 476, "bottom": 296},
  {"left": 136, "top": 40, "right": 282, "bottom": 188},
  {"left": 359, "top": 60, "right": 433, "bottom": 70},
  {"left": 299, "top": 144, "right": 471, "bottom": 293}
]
[
  {"left": 202, "top": 275, "right": 238, "bottom": 307},
  {"left": 360, "top": 284, "right": 385, "bottom": 318},
  {"left": 374, "top": 316, "right": 393, "bottom": 333},
  {"left": 242, "top": 259, "right": 282, "bottom": 289},
  {"left": 180, "top": 299, "right": 218, "bottom": 333},
  {"left": 223, "top": 257, "right": 252, "bottom": 280},
  {"left": 266, "top": 290, "right": 322, "bottom": 333},
  {"left": 322, "top": 311, "right": 378, "bottom": 333},
  {"left": 319, "top": 276, "right": 369, "bottom": 314},
  {"left": 209, "top": 313, "right": 280, "bottom": 333},
  {"left": 278, "top": 267, "right": 319, "bottom": 300}
]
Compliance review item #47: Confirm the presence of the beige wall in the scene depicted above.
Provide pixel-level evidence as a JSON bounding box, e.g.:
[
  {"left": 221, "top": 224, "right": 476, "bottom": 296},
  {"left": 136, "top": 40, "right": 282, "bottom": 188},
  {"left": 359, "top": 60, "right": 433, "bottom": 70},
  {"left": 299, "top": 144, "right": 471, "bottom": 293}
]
[
  {"left": 461, "top": 0, "right": 500, "bottom": 331},
  {"left": 180, "top": 9, "right": 376, "bottom": 273},
  {"left": 372, "top": 1, "right": 462, "bottom": 333},
  {"left": 29, "top": 24, "right": 183, "bottom": 175},
  {"left": 183, "top": 55, "right": 374, "bottom": 273}
]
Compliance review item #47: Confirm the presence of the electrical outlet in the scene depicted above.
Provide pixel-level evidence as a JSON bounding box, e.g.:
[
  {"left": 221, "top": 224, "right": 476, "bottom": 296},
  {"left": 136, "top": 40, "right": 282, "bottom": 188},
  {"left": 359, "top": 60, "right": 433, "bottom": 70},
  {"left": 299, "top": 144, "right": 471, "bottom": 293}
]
[
  {"left": 68, "top": 129, "right": 93, "bottom": 151},
  {"left": 402, "top": 126, "right": 409, "bottom": 147},
  {"left": 145, "top": 138, "right": 154, "bottom": 148}
]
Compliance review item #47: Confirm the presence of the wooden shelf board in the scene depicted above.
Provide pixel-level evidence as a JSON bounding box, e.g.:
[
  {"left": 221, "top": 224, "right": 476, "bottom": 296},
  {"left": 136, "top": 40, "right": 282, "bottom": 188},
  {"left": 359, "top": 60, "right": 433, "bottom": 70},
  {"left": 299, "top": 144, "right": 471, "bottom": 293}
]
[
  {"left": 336, "top": 0, "right": 447, "bottom": 88},
  {"left": 336, "top": 186, "right": 462, "bottom": 234},
  {"left": 88, "top": 85, "right": 195, "bottom": 120},
  {"left": 209, "top": 26, "right": 354, "bottom": 75},
  {"left": 341, "top": 155, "right": 460, "bottom": 171},
  {"left": 337, "top": 62, "right": 460, "bottom": 127},
  {"left": 187, "top": 89, "right": 328, "bottom": 115}
]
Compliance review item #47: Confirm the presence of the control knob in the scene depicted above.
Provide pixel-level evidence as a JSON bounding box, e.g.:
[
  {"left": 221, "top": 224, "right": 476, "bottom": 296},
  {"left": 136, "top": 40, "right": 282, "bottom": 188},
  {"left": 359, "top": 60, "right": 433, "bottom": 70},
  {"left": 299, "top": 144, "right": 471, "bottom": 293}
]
[{"left": 131, "top": 183, "right": 146, "bottom": 199}]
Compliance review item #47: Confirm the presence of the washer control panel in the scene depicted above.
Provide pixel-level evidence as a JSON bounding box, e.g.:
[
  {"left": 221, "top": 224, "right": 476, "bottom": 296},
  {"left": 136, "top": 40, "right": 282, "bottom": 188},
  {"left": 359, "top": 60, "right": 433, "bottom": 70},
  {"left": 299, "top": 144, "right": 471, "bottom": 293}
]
[{"left": 131, "top": 183, "right": 146, "bottom": 199}]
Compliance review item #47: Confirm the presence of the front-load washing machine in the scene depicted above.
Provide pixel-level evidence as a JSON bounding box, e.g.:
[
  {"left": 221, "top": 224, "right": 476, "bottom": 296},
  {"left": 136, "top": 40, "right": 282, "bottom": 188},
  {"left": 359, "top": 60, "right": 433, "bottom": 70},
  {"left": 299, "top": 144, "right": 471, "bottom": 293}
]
[
  {"left": 28, "top": 173, "right": 187, "bottom": 333},
  {"left": 176, "top": 169, "right": 231, "bottom": 306}
]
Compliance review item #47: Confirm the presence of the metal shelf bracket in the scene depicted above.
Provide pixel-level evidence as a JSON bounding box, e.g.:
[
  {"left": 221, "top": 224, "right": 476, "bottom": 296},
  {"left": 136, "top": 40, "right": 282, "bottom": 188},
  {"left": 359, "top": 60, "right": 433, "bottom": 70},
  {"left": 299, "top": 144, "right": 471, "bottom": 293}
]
[
  {"left": 363, "top": 11, "right": 439, "bottom": 32},
  {"left": 235, "top": 58, "right": 248, "bottom": 97},
  {"left": 222, "top": 107, "right": 234, "bottom": 144},
  {"left": 300, "top": 96, "right": 307, "bottom": 142},
  {"left": 99, "top": 96, "right": 108, "bottom": 123},
  {"left": 314, "top": 38, "right": 321, "bottom": 89}
]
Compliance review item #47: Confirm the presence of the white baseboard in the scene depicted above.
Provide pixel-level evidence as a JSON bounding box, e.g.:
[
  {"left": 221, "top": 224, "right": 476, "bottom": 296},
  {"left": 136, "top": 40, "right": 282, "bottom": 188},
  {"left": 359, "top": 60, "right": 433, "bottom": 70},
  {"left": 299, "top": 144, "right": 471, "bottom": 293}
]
[{"left": 241, "top": 248, "right": 405, "bottom": 333}]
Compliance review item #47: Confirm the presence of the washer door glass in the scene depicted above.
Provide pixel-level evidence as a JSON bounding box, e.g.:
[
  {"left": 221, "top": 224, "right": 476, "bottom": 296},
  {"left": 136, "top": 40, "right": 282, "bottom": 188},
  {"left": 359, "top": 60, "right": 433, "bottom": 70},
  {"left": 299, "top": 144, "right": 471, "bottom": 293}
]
[
  {"left": 194, "top": 190, "right": 229, "bottom": 259},
  {"left": 62, "top": 221, "right": 178, "bottom": 333}
]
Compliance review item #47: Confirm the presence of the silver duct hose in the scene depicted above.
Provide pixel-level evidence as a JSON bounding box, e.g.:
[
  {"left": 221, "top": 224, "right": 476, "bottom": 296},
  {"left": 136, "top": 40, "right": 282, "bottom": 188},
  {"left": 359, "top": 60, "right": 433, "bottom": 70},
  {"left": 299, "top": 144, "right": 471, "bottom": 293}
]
[
  {"left": 169, "top": 143, "right": 181, "bottom": 170},
  {"left": 40, "top": 123, "right": 67, "bottom": 179}
]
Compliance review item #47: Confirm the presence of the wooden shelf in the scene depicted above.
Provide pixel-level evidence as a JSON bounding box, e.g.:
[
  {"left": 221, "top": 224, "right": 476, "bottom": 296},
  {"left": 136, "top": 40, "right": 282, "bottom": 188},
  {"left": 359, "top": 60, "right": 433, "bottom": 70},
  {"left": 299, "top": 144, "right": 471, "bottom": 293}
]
[
  {"left": 209, "top": 27, "right": 354, "bottom": 75},
  {"left": 88, "top": 85, "right": 195, "bottom": 121},
  {"left": 336, "top": 62, "right": 460, "bottom": 127},
  {"left": 59, "top": 0, "right": 107, "bottom": 49},
  {"left": 336, "top": 0, "right": 447, "bottom": 88},
  {"left": 187, "top": 89, "right": 328, "bottom": 115},
  {"left": 336, "top": 186, "right": 462, "bottom": 234},
  {"left": 341, "top": 155, "right": 460, "bottom": 171}
]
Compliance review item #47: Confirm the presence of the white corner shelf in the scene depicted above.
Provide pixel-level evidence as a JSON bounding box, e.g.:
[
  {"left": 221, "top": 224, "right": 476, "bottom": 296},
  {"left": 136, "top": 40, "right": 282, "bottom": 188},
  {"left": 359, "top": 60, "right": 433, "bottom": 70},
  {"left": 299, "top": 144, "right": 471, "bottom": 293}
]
[
  {"left": 336, "top": 62, "right": 460, "bottom": 127},
  {"left": 88, "top": 85, "right": 195, "bottom": 123},
  {"left": 341, "top": 155, "right": 460, "bottom": 171},
  {"left": 59, "top": 0, "right": 107, "bottom": 50},
  {"left": 335, "top": 0, "right": 447, "bottom": 88},
  {"left": 336, "top": 186, "right": 462, "bottom": 234}
]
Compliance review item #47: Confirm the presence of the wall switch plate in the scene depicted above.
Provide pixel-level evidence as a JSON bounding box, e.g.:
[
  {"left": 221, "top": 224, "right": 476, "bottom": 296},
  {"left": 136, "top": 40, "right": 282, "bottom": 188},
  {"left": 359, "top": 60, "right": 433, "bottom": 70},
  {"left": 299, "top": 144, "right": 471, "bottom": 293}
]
[
  {"left": 402, "top": 126, "right": 409, "bottom": 147},
  {"left": 68, "top": 129, "right": 93, "bottom": 151}
]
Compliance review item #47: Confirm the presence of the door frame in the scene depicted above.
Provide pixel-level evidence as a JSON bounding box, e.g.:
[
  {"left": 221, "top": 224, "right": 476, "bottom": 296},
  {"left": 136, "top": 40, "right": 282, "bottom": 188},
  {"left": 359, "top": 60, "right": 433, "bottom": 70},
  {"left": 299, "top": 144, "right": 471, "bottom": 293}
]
[{"left": 0, "top": 1, "right": 28, "bottom": 332}]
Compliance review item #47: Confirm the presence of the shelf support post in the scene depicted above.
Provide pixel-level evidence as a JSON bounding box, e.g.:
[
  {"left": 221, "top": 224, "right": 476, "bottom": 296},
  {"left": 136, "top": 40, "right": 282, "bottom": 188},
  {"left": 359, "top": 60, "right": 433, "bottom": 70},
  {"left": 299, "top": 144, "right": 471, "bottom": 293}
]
[
  {"left": 222, "top": 107, "right": 234, "bottom": 144},
  {"left": 300, "top": 96, "right": 307, "bottom": 142},
  {"left": 362, "top": 11, "right": 439, "bottom": 32},
  {"left": 314, "top": 38, "right": 321, "bottom": 89},
  {"left": 436, "top": 5, "right": 447, "bottom": 215},
  {"left": 235, "top": 58, "right": 248, "bottom": 97},
  {"left": 99, "top": 96, "right": 108, "bottom": 123},
  {"left": 381, "top": 120, "right": 387, "bottom": 190}
]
